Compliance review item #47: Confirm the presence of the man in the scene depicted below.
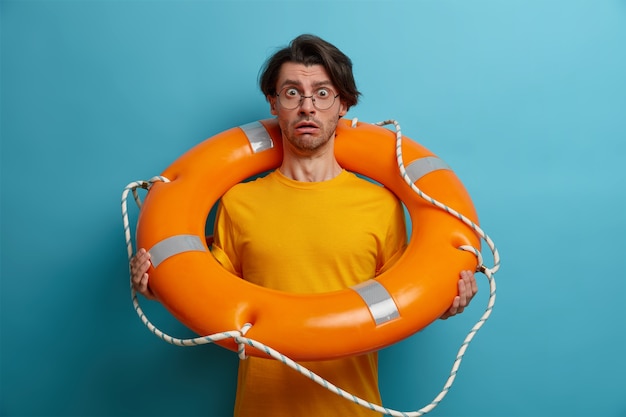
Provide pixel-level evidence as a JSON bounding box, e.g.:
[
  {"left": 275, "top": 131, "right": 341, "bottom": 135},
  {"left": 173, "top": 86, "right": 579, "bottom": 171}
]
[{"left": 131, "top": 34, "right": 477, "bottom": 417}]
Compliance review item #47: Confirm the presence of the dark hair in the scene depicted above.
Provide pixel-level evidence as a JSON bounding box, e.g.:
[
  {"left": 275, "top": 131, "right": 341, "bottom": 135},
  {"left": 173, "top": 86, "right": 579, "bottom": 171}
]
[{"left": 259, "top": 34, "right": 360, "bottom": 109}]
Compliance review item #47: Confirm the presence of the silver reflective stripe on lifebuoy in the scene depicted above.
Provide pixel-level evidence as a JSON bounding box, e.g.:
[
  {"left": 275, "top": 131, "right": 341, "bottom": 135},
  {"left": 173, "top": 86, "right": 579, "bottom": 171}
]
[
  {"left": 406, "top": 156, "right": 451, "bottom": 183},
  {"left": 240, "top": 121, "right": 274, "bottom": 153},
  {"left": 149, "top": 235, "right": 207, "bottom": 268},
  {"left": 351, "top": 280, "right": 400, "bottom": 325}
]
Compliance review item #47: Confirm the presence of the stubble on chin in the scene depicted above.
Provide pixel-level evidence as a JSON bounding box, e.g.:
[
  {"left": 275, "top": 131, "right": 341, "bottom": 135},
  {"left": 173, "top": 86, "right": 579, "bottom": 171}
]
[{"left": 282, "top": 114, "right": 340, "bottom": 153}]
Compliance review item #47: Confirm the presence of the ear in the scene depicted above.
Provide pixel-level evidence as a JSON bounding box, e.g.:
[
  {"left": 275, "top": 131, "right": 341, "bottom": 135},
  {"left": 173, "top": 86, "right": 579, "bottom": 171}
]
[
  {"left": 268, "top": 95, "right": 278, "bottom": 115},
  {"left": 338, "top": 100, "right": 348, "bottom": 117}
]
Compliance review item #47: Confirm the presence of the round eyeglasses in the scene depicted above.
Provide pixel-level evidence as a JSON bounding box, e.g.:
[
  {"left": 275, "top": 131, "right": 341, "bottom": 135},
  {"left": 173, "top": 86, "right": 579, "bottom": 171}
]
[{"left": 276, "top": 87, "right": 340, "bottom": 110}]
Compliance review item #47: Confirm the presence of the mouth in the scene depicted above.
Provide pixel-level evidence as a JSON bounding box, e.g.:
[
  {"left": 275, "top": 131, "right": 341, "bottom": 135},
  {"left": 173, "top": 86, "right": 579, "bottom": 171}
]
[{"left": 294, "top": 120, "right": 320, "bottom": 135}]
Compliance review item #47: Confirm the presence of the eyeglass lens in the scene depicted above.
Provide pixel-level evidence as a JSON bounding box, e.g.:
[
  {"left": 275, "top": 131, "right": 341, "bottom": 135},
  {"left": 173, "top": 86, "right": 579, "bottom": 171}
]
[{"left": 277, "top": 87, "right": 338, "bottom": 110}]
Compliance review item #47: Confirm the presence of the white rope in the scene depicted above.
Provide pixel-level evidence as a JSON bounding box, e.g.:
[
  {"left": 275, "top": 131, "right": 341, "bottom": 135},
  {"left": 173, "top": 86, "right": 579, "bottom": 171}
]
[
  {"left": 120, "top": 119, "right": 500, "bottom": 416},
  {"left": 376, "top": 118, "right": 500, "bottom": 276},
  {"left": 121, "top": 176, "right": 170, "bottom": 260}
]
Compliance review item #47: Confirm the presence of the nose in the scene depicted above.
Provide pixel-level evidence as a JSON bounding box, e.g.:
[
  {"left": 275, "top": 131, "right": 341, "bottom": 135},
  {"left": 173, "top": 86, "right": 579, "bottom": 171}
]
[{"left": 298, "top": 95, "right": 316, "bottom": 113}]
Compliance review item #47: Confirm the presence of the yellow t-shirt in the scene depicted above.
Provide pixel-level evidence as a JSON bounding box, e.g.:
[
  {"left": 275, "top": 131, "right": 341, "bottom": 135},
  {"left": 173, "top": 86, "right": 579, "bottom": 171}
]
[{"left": 211, "top": 169, "right": 407, "bottom": 417}]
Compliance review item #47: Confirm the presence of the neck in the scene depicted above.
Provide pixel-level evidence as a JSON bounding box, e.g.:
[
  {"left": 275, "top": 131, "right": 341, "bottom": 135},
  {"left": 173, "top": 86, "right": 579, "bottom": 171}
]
[
  {"left": 279, "top": 160, "right": 343, "bottom": 182},
  {"left": 279, "top": 144, "right": 342, "bottom": 182}
]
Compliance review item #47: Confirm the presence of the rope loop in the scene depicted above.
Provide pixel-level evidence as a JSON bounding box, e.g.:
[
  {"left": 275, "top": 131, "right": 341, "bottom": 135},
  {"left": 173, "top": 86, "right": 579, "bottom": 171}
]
[
  {"left": 135, "top": 175, "right": 170, "bottom": 203},
  {"left": 458, "top": 245, "right": 486, "bottom": 273},
  {"left": 121, "top": 175, "right": 171, "bottom": 260}
]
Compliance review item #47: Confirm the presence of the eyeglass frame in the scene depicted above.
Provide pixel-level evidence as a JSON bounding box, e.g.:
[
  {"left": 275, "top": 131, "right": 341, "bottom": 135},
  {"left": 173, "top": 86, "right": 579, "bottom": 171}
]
[{"left": 275, "top": 86, "right": 341, "bottom": 110}]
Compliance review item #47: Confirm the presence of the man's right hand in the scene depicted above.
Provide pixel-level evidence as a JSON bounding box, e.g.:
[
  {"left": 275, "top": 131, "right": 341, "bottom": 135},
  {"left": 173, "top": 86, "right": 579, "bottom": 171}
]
[{"left": 130, "top": 248, "right": 156, "bottom": 300}]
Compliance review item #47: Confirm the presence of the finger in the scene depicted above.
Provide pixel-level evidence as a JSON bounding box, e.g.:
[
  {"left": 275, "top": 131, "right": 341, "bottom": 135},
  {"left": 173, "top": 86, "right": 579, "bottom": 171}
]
[
  {"left": 135, "top": 249, "right": 151, "bottom": 266},
  {"left": 130, "top": 258, "right": 142, "bottom": 279},
  {"left": 134, "top": 272, "right": 148, "bottom": 290},
  {"left": 457, "top": 278, "right": 468, "bottom": 307},
  {"left": 460, "top": 270, "right": 476, "bottom": 299},
  {"left": 460, "top": 269, "right": 471, "bottom": 283},
  {"left": 132, "top": 248, "right": 149, "bottom": 262},
  {"left": 469, "top": 272, "right": 478, "bottom": 296},
  {"left": 139, "top": 273, "right": 150, "bottom": 291},
  {"left": 135, "top": 261, "right": 151, "bottom": 282},
  {"left": 450, "top": 295, "right": 460, "bottom": 314},
  {"left": 130, "top": 255, "right": 141, "bottom": 275},
  {"left": 130, "top": 250, "right": 151, "bottom": 278},
  {"left": 138, "top": 273, "right": 155, "bottom": 300}
]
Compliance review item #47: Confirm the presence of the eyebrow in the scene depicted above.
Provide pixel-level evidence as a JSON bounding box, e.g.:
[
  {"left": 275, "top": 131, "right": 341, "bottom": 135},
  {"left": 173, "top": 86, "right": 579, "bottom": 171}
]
[{"left": 279, "top": 79, "right": 333, "bottom": 90}]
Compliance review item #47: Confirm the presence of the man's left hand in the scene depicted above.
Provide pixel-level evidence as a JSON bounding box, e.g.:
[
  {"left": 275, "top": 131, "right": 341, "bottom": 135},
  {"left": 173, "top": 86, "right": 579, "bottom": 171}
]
[{"left": 440, "top": 270, "right": 478, "bottom": 320}]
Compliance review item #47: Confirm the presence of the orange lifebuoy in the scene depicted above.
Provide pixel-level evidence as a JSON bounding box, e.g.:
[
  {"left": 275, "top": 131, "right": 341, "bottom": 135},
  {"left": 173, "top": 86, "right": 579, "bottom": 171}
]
[{"left": 136, "top": 118, "right": 480, "bottom": 361}]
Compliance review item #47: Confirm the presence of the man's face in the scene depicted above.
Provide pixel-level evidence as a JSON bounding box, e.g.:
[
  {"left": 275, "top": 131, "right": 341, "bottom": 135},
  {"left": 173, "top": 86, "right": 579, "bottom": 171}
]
[{"left": 268, "top": 62, "right": 348, "bottom": 154}]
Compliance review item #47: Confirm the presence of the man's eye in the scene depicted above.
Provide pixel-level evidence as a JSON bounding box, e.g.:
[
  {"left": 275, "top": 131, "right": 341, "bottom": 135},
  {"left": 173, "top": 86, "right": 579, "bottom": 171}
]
[
  {"left": 285, "top": 88, "right": 300, "bottom": 97},
  {"left": 316, "top": 88, "right": 330, "bottom": 98}
]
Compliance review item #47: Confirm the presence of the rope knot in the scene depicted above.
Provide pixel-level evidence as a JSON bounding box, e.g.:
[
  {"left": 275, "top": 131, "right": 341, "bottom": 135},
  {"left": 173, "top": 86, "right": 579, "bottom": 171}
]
[{"left": 234, "top": 323, "right": 253, "bottom": 360}]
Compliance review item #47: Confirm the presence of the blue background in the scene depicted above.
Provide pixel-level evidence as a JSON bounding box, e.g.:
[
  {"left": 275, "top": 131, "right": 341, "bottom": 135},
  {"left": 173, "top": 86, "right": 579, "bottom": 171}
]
[{"left": 2, "top": 1, "right": 625, "bottom": 416}]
